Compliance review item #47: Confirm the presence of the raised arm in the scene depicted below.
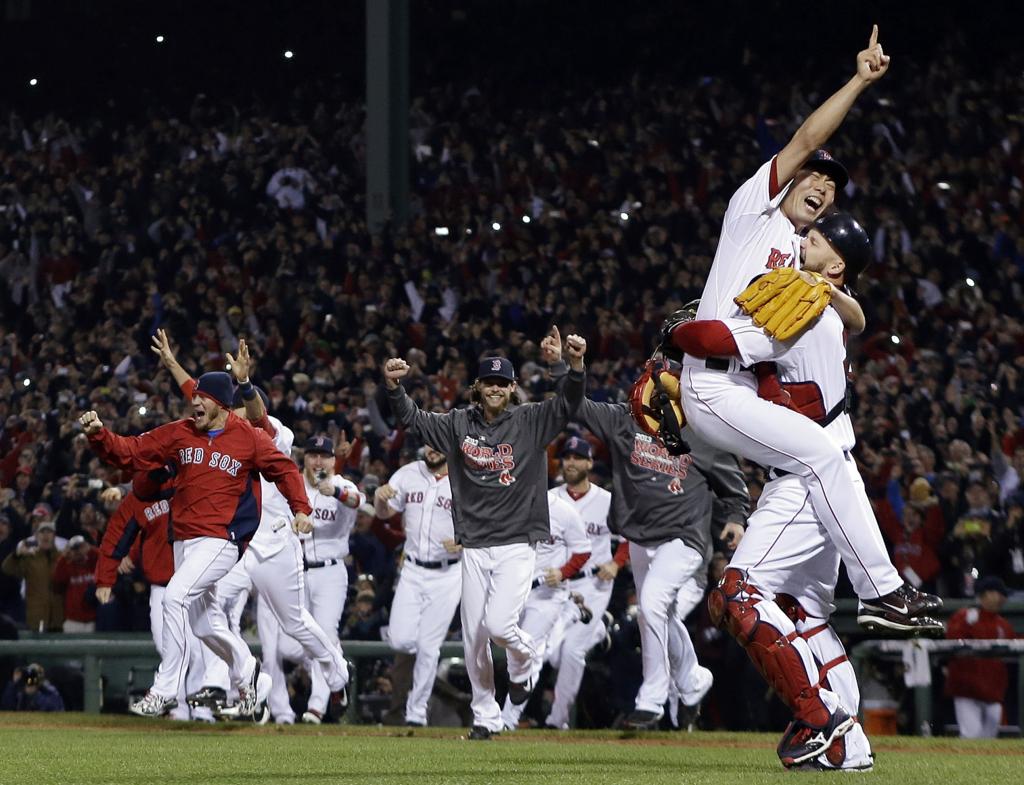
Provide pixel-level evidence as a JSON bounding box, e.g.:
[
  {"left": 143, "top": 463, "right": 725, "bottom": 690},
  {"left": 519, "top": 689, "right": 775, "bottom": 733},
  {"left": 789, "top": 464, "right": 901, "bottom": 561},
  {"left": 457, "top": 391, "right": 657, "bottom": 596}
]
[
  {"left": 150, "top": 329, "right": 193, "bottom": 391},
  {"left": 775, "top": 25, "right": 890, "bottom": 185},
  {"left": 226, "top": 337, "right": 269, "bottom": 424},
  {"left": 383, "top": 358, "right": 457, "bottom": 452},
  {"left": 80, "top": 411, "right": 176, "bottom": 472}
]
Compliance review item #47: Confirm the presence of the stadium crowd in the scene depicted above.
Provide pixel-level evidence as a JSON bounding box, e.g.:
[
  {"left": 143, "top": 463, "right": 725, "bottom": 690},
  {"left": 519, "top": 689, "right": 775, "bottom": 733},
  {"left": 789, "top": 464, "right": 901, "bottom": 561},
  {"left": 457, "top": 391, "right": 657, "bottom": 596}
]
[{"left": 0, "top": 20, "right": 1022, "bottom": 727}]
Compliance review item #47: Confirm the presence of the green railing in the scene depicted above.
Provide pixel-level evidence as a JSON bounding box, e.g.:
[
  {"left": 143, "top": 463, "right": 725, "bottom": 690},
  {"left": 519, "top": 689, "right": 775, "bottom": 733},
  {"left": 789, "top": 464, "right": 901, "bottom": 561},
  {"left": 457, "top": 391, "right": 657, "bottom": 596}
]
[
  {"left": 0, "top": 636, "right": 476, "bottom": 718},
  {"left": 850, "top": 638, "right": 1024, "bottom": 735}
]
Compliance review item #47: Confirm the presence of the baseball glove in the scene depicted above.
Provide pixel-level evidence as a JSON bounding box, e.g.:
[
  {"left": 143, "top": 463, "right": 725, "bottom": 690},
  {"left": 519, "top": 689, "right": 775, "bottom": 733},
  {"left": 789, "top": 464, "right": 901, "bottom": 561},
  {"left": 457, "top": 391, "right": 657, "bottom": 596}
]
[
  {"left": 628, "top": 359, "right": 691, "bottom": 456},
  {"left": 734, "top": 268, "right": 832, "bottom": 341}
]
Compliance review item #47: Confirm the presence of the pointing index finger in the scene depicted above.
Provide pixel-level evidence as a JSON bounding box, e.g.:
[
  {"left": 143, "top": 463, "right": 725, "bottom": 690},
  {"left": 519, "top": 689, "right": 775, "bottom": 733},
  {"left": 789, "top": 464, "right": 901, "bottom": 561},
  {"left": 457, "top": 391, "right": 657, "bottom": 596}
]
[
  {"left": 550, "top": 325, "right": 561, "bottom": 343},
  {"left": 869, "top": 24, "right": 878, "bottom": 48}
]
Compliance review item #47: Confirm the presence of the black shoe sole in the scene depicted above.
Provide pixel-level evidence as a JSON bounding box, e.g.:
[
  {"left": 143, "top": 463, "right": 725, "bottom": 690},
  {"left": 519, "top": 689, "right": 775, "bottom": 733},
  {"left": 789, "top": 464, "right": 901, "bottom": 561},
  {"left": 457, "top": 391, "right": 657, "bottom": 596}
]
[
  {"left": 780, "top": 715, "right": 856, "bottom": 767},
  {"left": 857, "top": 614, "right": 945, "bottom": 636}
]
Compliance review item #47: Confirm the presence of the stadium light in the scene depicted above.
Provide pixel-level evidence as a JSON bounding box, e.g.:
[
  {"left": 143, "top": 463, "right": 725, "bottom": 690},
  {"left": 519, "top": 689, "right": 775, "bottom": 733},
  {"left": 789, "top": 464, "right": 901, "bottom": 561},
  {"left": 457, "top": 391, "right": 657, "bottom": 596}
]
[
  {"left": 521, "top": 215, "right": 531, "bottom": 224},
  {"left": 936, "top": 181, "right": 951, "bottom": 191},
  {"left": 890, "top": 335, "right": 901, "bottom": 345},
  {"left": 491, "top": 221, "right": 501, "bottom": 231},
  {"left": 155, "top": 35, "right": 165, "bottom": 44},
  {"left": 22, "top": 378, "right": 30, "bottom": 387},
  {"left": 284, "top": 50, "right": 294, "bottom": 59},
  {"left": 139, "top": 406, "right": 148, "bottom": 416},
  {"left": 28, "top": 78, "right": 38, "bottom": 87},
  {"left": 619, "top": 212, "right": 629, "bottom": 221},
  {"left": 965, "top": 277, "right": 976, "bottom": 287},
  {"left": 434, "top": 226, "right": 450, "bottom": 236}
]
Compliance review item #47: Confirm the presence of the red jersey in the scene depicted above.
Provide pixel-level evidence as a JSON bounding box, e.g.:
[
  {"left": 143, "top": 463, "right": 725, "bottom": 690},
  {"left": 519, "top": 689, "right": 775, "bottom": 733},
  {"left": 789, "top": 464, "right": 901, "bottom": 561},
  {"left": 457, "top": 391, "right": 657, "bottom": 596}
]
[
  {"left": 53, "top": 550, "right": 98, "bottom": 623},
  {"left": 88, "top": 412, "right": 311, "bottom": 542},
  {"left": 95, "top": 488, "right": 175, "bottom": 587},
  {"left": 945, "top": 606, "right": 1018, "bottom": 703}
]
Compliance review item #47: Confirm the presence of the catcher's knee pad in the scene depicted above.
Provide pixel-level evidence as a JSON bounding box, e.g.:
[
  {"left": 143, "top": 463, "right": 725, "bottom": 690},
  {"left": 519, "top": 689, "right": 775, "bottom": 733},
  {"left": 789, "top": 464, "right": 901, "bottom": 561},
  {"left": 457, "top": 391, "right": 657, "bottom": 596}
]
[{"left": 708, "top": 568, "right": 759, "bottom": 642}]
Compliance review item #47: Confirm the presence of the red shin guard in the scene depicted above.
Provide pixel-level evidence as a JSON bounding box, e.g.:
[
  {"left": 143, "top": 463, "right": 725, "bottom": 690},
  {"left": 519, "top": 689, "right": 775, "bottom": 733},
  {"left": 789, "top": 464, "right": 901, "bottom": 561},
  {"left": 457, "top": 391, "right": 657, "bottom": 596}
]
[{"left": 709, "top": 569, "right": 829, "bottom": 726}]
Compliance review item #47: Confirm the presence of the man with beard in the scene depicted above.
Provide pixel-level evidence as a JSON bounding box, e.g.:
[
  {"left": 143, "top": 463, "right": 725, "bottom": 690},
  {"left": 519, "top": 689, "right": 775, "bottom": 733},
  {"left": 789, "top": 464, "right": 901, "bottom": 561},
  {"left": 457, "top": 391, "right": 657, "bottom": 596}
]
[{"left": 375, "top": 444, "right": 462, "bottom": 727}]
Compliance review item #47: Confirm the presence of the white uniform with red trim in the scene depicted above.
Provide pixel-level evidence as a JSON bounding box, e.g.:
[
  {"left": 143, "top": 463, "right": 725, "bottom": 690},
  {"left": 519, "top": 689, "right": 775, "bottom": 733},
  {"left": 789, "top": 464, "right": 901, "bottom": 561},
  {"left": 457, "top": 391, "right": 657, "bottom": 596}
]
[
  {"left": 203, "top": 416, "right": 349, "bottom": 722},
  {"left": 716, "top": 310, "right": 873, "bottom": 770},
  {"left": 544, "top": 483, "right": 614, "bottom": 729},
  {"left": 500, "top": 491, "right": 590, "bottom": 730},
  {"left": 679, "top": 156, "right": 902, "bottom": 602},
  {"left": 382, "top": 460, "right": 462, "bottom": 726}
]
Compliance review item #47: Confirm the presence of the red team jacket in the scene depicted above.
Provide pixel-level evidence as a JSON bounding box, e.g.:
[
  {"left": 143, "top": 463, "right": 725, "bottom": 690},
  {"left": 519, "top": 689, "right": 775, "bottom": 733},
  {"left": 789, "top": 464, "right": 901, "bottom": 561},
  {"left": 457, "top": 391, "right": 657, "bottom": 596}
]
[
  {"left": 95, "top": 487, "right": 175, "bottom": 588},
  {"left": 945, "top": 606, "right": 1018, "bottom": 703},
  {"left": 53, "top": 550, "right": 98, "bottom": 623},
  {"left": 87, "top": 412, "right": 310, "bottom": 542}
]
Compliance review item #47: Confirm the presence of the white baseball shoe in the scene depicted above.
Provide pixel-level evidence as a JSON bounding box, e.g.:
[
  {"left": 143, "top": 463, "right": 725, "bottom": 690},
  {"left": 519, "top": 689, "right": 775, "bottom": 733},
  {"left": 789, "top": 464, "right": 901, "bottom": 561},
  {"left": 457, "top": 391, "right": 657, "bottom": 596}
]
[
  {"left": 301, "top": 709, "right": 323, "bottom": 725},
  {"left": 129, "top": 691, "right": 177, "bottom": 718},
  {"left": 237, "top": 662, "right": 272, "bottom": 719}
]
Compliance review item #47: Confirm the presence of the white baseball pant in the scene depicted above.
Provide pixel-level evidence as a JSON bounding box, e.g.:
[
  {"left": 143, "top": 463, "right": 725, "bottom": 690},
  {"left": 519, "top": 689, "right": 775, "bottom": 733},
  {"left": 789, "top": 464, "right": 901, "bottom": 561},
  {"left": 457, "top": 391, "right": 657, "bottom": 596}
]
[
  {"left": 150, "top": 537, "right": 257, "bottom": 699},
  {"left": 201, "top": 558, "right": 252, "bottom": 694},
  {"left": 460, "top": 543, "right": 538, "bottom": 732},
  {"left": 954, "top": 698, "right": 1002, "bottom": 738},
  {"left": 500, "top": 585, "right": 569, "bottom": 729},
  {"left": 681, "top": 367, "right": 902, "bottom": 600},
  {"left": 546, "top": 576, "right": 613, "bottom": 729},
  {"left": 150, "top": 585, "right": 211, "bottom": 718},
  {"left": 630, "top": 539, "right": 706, "bottom": 715},
  {"left": 386, "top": 560, "right": 462, "bottom": 725},
  {"left": 304, "top": 562, "right": 349, "bottom": 715}
]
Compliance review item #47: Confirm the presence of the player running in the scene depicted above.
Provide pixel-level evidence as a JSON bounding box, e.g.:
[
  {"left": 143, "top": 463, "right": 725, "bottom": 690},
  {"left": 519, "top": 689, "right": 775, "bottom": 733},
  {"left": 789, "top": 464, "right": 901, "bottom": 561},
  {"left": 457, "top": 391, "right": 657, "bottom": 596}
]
[{"left": 383, "top": 327, "right": 586, "bottom": 740}]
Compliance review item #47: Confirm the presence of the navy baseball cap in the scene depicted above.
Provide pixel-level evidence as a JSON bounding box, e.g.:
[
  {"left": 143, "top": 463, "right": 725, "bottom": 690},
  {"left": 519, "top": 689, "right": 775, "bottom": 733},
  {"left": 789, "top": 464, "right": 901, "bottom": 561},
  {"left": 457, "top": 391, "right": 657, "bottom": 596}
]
[
  {"left": 561, "top": 436, "right": 593, "bottom": 459},
  {"left": 195, "top": 372, "right": 235, "bottom": 409},
  {"left": 804, "top": 149, "right": 849, "bottom": 190},
  {"left": 477, "top": 356, "right": 516, "bottom": 382},
  {"left": 975, "top": 576, "right": 1009, "bottom": 597},
  {"left": 303, "top": 435, "right": 334, "bottom": 455}
]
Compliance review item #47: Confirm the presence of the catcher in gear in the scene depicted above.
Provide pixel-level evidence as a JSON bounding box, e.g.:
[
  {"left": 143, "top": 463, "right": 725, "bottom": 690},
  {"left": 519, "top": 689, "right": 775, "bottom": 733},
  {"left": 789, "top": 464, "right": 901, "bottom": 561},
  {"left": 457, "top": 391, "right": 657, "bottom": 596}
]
[{"left": 629, "top": 300, "right": 699, "bottom": 455}]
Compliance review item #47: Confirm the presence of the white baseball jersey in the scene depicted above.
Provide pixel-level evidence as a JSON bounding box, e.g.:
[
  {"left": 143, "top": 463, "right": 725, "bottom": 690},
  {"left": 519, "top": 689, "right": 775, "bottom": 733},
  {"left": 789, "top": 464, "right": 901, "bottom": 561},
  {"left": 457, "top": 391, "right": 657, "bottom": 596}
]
[
  {"left": 552, "top": 483, "right": 613, "bottom": 571},
  {"left": 385, "top": 461, "right": 455, "bottom": 563},
  {"left": 534, "top": 491, "right": 590, "bottom": 578},
  {"left": 246, "top": 416, "right": 296, "bottom": 560},
  {"left": 300, "top": 474, "right": 363, "bottom": 561},
  {"left": 690, "top": 157, "right": 800, "bottom": 342},
  {"left": 725, "top": 307, "right": 855, "bottom": 451}
]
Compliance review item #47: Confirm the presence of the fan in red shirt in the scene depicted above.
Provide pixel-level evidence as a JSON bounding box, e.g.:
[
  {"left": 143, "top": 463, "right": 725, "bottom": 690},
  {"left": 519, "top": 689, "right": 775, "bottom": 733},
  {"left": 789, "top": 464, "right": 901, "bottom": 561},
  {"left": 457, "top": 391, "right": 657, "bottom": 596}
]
[
  {"left": 52, "top": 536, "right": 98, "bottom": 632},
  {"left": 79, "top": 369, "right": 312, "bottom": 720},
  {"left": 945, "top": 576, "right": 1018, "bottom": 738}
]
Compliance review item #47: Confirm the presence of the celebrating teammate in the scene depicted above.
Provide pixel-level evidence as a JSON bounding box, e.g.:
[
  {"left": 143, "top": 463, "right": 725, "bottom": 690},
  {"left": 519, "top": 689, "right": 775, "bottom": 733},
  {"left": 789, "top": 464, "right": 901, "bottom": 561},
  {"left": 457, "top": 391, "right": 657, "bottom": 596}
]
[
  {"left": 375, "top": 444, "right": 462, "bottom": 728},
  {"left": 78, "top": 366, "right": 312, "bottom": 718},
  {"left": 544, "top": 437, "right": 622, "bottom": 730},
  {"left": 548, "top": 348, "right": 748, "bottom": 730},
  {"left": 661, "top": 27, "right": 941, "bottom": 639},
  {"left": 383, "top": 327, "right": 586, "bottom": 740}
]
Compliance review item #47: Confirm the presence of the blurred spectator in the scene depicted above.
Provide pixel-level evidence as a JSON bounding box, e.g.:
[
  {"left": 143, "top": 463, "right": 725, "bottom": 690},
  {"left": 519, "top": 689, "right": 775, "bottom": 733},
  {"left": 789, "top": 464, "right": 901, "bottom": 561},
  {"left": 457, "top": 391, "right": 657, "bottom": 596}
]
[
  {"left": 51, "top": 535, "right": 98, "bottom": 632},
  {"left": 0, "top": 513, "right": 25, "bottom": 621},
  {"left": 0, "top": 663, "right": 65, "bottom": 711},
  {"left": 878, "top": 476, "right": 944, "bottom": 592},
  {"left": 341, "top": 589, "right": 386, "bottom": 641},
  {"left": 944, "top": 576, "right": 1018, "bottom": 738},
  {"left": 0, "top": 520, "right": 63, "bottom": 631},
  {"left": 349, "top": 505, "right": 394, "bottom": 589},
  {"left": 985, "top": 501, "right": 1024, "bottom": 597}
]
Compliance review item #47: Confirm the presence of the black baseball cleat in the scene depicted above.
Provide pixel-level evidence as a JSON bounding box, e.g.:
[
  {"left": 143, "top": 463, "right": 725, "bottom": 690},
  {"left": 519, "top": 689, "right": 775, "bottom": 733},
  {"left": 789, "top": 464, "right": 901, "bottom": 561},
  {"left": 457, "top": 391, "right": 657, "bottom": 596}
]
[
  {"left": 858, "top": 583, "right": 944, "bottom": 635},
  {"left": 186, "top": 686, "right": 228, "bottom": 711},
  {"left": 508, "top": 680, "right": 532, "bottom": 706},
  {"left": 569, "top": 592, "right": 593, "bottom": 625},
  {"left": 623, "top": 709, "right": 663, "bottom": 730},
  {"left": 468, "top": 725, "right": 498, "bottom": 740},
  {"left": 777, "top": 708, "right": 856, "bottom": 768},
  {"left": 859, "top": 612, "right": 945, "bottom": 638}
]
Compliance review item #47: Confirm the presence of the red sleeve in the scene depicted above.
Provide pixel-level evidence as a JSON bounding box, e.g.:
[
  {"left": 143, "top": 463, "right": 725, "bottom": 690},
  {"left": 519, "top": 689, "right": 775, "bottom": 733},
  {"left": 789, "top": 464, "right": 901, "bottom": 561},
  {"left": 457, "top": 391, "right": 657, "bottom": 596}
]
[
  {"left": 88, "top": 422, "right": 179, "bottom": 472},
  {"left": 671, "top": 320, "right": 740, "bottom": 359},
  {"left": 875, "top": 500, "right": 900, "bottom": 546},
  {"left": 371, "top": 514, "right": 406, "bottom": 551},
  {"left": 180, "top": 378, "right": 197, "bottom": 399},
  {"left": 560, "top": 551, "right": 591, "bottom": 580},
  {"left": 98, "top": 497, "right": 134, "bottom": 559},
  {"left": 613, "top": 539, "right": 630, "bottom": 567},
  {"left": 253, "top": 414, "right": 276, "bottom": 438},
  {"left": 94, "top": 553, "right": 120, "bottom": 587},
  {"left": 251, "top": 428, "right": 312, "bottom": 515},
  {"left": 768, "top": 156, "right": 781, "bottom": 200}
]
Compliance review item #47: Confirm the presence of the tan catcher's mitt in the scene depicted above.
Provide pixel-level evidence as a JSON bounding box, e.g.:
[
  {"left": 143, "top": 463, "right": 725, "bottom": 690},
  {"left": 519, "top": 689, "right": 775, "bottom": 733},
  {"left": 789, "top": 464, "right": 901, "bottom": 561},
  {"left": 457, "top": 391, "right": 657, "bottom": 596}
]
[{"left": 734, "top": 267, "right": 832, "bottom": 341}]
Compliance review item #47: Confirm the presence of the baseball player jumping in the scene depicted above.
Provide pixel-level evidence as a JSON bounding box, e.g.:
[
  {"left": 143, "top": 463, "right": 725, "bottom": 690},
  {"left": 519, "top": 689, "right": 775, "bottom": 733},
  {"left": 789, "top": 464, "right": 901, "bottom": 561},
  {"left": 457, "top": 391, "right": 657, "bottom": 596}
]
[
  {"left": 663, "top": 26, "right": 941, "bottom": 636},
  {"left": 375, "top": 444, "right": 463, "bottom": 727},
  {"left": 383, "top": 327, "right": 586, "bottom": 740}
]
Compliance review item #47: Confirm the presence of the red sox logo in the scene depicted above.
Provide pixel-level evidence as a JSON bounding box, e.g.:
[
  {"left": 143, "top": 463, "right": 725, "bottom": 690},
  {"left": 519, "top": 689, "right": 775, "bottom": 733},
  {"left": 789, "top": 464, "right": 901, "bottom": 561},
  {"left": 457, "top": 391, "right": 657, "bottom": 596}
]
[
  {"left": 667, "top": 478, "right": 683, "bottom": 495},
  {"left": 765, "top": 248, "right": 792, "bottom": 269},
  {"left": 498, "top": 469, "right": 515, "bottom": 486},
  {"left": 490, "top": 359, "right": 502, "bottom": 372}
]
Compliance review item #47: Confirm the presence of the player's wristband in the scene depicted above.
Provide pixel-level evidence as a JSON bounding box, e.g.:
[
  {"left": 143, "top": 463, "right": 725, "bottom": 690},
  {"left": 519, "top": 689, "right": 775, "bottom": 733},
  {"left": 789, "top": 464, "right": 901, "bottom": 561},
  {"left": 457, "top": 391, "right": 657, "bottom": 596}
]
[
  {"left": 333, "top": 487, "right": 349, "bottom": 503},
  {"left": 239, "top": 380, "right": 257, "bottom": 400}
]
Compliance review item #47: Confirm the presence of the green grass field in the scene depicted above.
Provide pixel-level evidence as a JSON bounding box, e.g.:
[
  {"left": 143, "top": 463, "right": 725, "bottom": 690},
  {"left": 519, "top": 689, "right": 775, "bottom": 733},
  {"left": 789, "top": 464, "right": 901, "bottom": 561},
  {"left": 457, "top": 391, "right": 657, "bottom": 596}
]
[{"left": 2, "top": 714, "right": 1022, "bottom": 785}]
